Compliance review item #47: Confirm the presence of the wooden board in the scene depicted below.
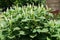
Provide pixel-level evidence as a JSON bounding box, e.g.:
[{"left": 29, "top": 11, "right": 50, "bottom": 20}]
[{"left": 46, "top": 0, "right": 60, "bottom": 11}]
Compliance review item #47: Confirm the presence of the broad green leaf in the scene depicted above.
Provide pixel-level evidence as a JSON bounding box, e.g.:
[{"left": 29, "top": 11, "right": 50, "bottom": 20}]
[
  {"left": 36, "top": 29, "right": 41, "bottom": 33},
  {"left": 19, "top": 31, "right": 25, "bottom": 35},
  {"left": 13, "top": 27, "right": 20, "bottom": 31},
  {"left": 33, "top": 29, "right": 37, "bottom": 33},
  {"left": 29, "top": 34, "right": 37, "bottom": 38}
]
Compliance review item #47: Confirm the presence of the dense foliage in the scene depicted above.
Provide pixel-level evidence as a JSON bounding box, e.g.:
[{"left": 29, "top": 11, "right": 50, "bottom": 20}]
[
  {"left": 0, "top": 0, "right": 46, "bottom": 8},
  {"left": 0, "top": 0, "right": 60, "bottom": 40},
  {"left": 0, "top": 5, "right": 60, "bottom": 40},
  {"left": 14, "top": 0, "right": 46, "bottom": 6},
  {"left": 0, "top": 0, "right": 46, "bottom": 12}
]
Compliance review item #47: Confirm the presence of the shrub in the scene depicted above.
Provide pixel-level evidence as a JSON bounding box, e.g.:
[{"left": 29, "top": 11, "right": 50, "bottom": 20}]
[
  {"left": 14, "top": 0, "right": 46, "bottom": 6},
  {"left": 1, "top": 5, "right": 60, "bottom": 40}
]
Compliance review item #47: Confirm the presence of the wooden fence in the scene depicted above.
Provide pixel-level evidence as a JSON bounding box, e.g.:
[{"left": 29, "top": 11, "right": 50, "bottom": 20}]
[{"left": 46, "top": 0, "right": 60, "bottom": 11}]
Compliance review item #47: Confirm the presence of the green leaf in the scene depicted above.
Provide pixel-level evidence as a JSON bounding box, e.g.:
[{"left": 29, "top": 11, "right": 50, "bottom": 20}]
[
  {"left": 29, "top": 34, "right": 37, "bottom": 38},
  {"left": 33, "top": 29, "right": 37, "bottom": 33},
  {"left": 41, "top": 28, "right": 48, "bottom": 32},
  {"left": 19, "top": 31, "right": 25, "bottom": 35},
  {"left": 24, "top": 26, "right": 29, "bottom": 29},
  {"left": 8, "top": 35, "right": 15, "bottom": 39},
  {"left": 48, "top": 20, "right": 55, "bottom": 27},
  {"left": 36, "top": 29, "right": 41, "bottom": 33},
  {"left": 47, "top": 37, "right": 51, "bottom": 40},
  {"left": 13, "top": 27, "right": 20, "bottom": 31}
]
